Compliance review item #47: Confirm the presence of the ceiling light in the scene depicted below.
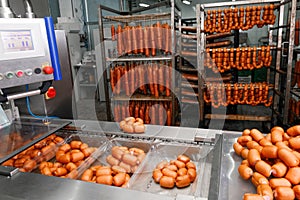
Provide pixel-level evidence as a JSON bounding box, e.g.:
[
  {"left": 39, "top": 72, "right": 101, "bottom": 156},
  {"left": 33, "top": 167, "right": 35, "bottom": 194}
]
[
  {"left": 182, "top": 0, "right": 191, "bottom": 5},
  {"left": 139, "top": 3, "right": 149, "bottom": 7}
]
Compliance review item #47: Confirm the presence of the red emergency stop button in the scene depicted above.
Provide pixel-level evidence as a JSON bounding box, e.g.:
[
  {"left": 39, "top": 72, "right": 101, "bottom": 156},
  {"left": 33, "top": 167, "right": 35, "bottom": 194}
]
[
  {"left": 45, "top": 87, "right": 56, "bottom": 99},
  {"left": 43, "top": 66, "right": 54, "bottom": 74}
]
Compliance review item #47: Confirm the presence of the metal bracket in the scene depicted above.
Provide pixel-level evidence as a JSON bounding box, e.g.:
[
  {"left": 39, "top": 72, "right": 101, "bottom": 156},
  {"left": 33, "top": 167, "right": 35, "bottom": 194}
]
[{"left": 0, "top": 166, "right": 19, "bottom": 177}]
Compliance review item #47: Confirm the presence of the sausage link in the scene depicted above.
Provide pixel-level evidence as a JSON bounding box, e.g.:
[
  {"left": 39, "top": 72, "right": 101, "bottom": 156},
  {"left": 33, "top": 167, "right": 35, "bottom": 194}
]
[
  {"left": 96, "top": 175, "right": 113, "bottom": 185},
  {"left": 250, "top": 129, "right": 264, "bottom": 142},
  {"left": 113, "top": 172, "right": 126, "bottom": 187},
  {"left": 289, "top": 137, "right": 300, "bottom": 149},
  {"left": 251, "top": 172, "right": 269, "bottom": 187},
  {"left": 153, "top": 168, "right": 163, "bottom": 183},
  {"left": 111, "top": 25, "right": 115, "bottom": 41},
  {"left": 278, "top": 148, "right": 299, "bottom": 167},
  {"left": 117, "top": 25, "right": 123, "bottom": 56},
  {"left": 81, "top": 169, "right": 94, "bottom": 181},
  {"left": 285, "top": 167, "right": 300, "bottom": 185},
  {"left": 271, "top": 162, "right": 288, "bottom": 178},
  {"left": 243, "top": 193, "right": 264, "bottom": 200},
  {"left": 247, "top": 149, "right": 261, "bottom": 166},
  {"left": 293, "top": 185, "right": 300, "bottom": 200},
  {"left": 274, "top": 186, "right": 295, "bottom": 200},
  {"left": 237, "top": 136, "right": 253, "bottom": 147},
  {"left": 261, "top": 145, "right": 278, "bottom": 159},
  {"left": 256, "top": 184, "right": 273, "bottom": 200},
  {"left": 175, "top": 175, "right": 191, "bottom": 188},
  {"left": 269, "top": 178, "right": 292, "bottom": 189},
  {"left": 254, "top": 160, "right": 272, "bottom": 178},
  {"left": 158, "top": 66, "right": 164, "bottom": 93},
  {"left": 238, "top": 164, "right": 253, "bottom": 180},
  {"left": 160, "top": 176, "right": 175, "bottom": 188},
  {"left": 131, "top": 26, "right": 138, "bottom": 54},
  {"left": 162, "top": 168, "right": 177, "bottom": 179}
]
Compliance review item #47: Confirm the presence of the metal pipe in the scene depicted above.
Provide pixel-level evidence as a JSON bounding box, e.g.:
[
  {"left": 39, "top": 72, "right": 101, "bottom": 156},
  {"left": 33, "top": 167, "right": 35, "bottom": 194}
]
[
  {"left": 0, "top": 0, "right": 15, "bottom": 18},
  {"left": 6, "top": 90, "right": 41, "bottom": 101},
  {"left": 0, "top": 0, "right": 8, "bottom": 7},
  {"left": 23, "top": 0, "right": 35, "bottom": 18}
]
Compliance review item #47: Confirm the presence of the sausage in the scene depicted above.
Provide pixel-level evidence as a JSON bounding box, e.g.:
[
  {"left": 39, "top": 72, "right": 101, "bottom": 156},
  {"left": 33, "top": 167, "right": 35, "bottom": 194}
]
[
  {"left": 259, "top": 138, "right": 272, "bottom": 147},
  {"left": 22, "top": 159, "right": 37, "bottom": 172},
  {"left": 251, "top": 172, "right": 269, "bottom": 187},
  {"left": 59, "top": 144, "right": 71, "bottom": 153},
  {"left": 243, "top": 193, "right": 264, "bottom": 200},
  {"left": 237, "top": 136, "right": 253, "bottom": 147},
  {"left": 254, "top": 160, "right": 272, "bottom": 178},
  {"left": 162, "top": 168, "right": 177, "bottom": 179},
  {"left": 117, "top": 25, "right": 123, "bottom": 56},
  {"left": 110, "top": 68, "right": 115, "bottom": 92},
  {"left": 176, "top": 175, "right": 191, "bottom": 188},
  {"left": 106, "top": 155, "right": 120, "bottom": 166},
  {"left": 165, "top": 65, "right": 170, "bottom": 97},
  {"left": 66, "top": 162, "right": 77, "bottom": 172},
  {"left": 159, "top": 176, "right": 175, "bottom": 188},
  {"left": 166, "top": 164, "right": 178, "bottom": 172},
  {"left": 250, "top": 129, "right": 264, "bottom": 142},
  {"left": 137, "top": 25, "right": 144, "bottom": 54},
  {"left": 153, "top": 168, "right": 163, "bottom": 183},
  {"left": 166, "top": 109, "right": 171, "bottom": 126},
  {"left": 111, "top": 165, "right": 126, "bottom": 174},
  {"left": 156, "top": 22, "right": 162, "bottom": 50},
  {"left": 269, "top": 178, "right": 292, "bottom": 189},
  {"left": 187, "top": 168, "right": 197, "bottom": 182},
  {"left": 150, "top": 105, "right": 156, "bottom": 125},
  {"left": 53, "top": 167, "right": 68, "bottom": 177},
  {"left": 177, "top": 168, "right": 188, "bottom": 176},
  {"left": 119, "top": 162, "right": 131, "bottom": 173},
  {"left": 158, "top": 66, "right": 164, "bottom": 93},
  {"left": 81, "top": 169, "right": 94, "bottom": 181},
  {"left": 96, "top": 167, "right": 112, "bottom": 177},
  {"left": 278, "top": 148, "right": 299, "bottom": 167},
  {"left": 287, "top": 125, "right": 300, "bottom": 137},
  {"left": 289, "top": 137, "right": 300, "bottom": 149},
  {"left": 122, "top": 153, "right": 138, "bottom": 166},
  {"left": 148, "top": 65, "right": 154, "bottom": 95},
  {"left": 174, "top": 160, "right": 186, "bottom": 169},
  {"left": 150, "top": 26, "right": 156, "bottom": 56},
  {"left": 247, "top": 149, "right": 261, "bottom": 166},
  {"left": 274, "top": 186, "right": 295, "bottom": 200},
  {"left": 96, "top": 175, "right": 113, "bottom": 185},
  {"left": 113, "top": 172, "right": 126, "bottom": 186},
  {"left": 71, "top": 151, "right": 85, "bottom": 163},
  {"left": 177, "top": 155, "right": 190, "bottom": 163},
  {"left": 256, "top": 184, "right": 273, "bottom": 200},
  {"left": 111, "top": 146, "right": 124, "bottom": 160},
  {"left": 271, "top": 162, "right": 288, "bottom": 178},
  {"left": 285, "top": 167, "right": 300, "bottom": 185},
  {"left": 144, "top": 26, "right": 150, "bottom": 57},
  {"left": 111, "top": 25, "right": 115, "bottom": 41},
  {"left": 153, "top": 64, "right": 159, "bottom": 98},
  {"left": 246, "top": 141, "right": 260, "bottom": 149},
  {"left": 238, "top": 164, "right": 253, "bottom": 180},
  {"left": 241, "top": 148, "right": 249, "bottom": 159},
  {"left": 293, "top": 185, "right": 300, "bottom": 199},
  {"left": 70, "top": 141, "right": 82, "bottom": 149},
  {"left": 271, "top": 129, "right": 283, "bottom": 144},
  {"left": 131, "top": 26, "right": 138, "bottom": 54},
  {"left": 261, "top": 145, "right": 278, "bottom": 159}
]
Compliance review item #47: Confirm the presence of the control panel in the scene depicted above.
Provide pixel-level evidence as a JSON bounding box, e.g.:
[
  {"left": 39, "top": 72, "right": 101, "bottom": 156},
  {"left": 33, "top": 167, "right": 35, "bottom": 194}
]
[{"left": 0, "top": 18, "right": 56, "bottom": 89}]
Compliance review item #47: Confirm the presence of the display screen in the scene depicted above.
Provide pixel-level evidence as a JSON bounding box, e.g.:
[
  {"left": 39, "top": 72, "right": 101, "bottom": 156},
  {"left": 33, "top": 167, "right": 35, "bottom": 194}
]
[{"left": 0, "top": 30, "right": 34, "bottom": 52}]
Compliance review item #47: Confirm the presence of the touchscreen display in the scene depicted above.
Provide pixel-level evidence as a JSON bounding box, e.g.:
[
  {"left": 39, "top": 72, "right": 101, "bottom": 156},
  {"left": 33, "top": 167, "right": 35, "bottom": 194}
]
[{"left": 0, "top": 30, "right": 34, "bottom": 52}]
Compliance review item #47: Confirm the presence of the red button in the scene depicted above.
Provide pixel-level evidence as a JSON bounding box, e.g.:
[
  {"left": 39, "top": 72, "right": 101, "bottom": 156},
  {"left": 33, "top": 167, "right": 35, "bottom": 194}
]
[
  {"left": 45, "top": 87, "right": 56, "bottom": 99},
  {"left": 16, "top": 70, "right": 24, "bottom": 77},
  {"left": 43, "top": 66, "right": 54, "bottom": 74}
]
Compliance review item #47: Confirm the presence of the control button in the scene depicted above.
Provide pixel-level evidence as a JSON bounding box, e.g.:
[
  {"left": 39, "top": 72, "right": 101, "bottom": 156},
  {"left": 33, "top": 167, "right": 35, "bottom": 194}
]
[
  {"left": 15, "top": 70, "right": 24, "bottom": 77},
  {"left": 25, "top": 69, "right": 33, "bottom": 76},
  {"left": 5, "top": 71, "right": 14, "bottom": 79},
  {"left": 0, "top": 74, "right": 3, "bottom": 80},
  {"left": 45, "top": 87, "right": 56, "bottom": 99},
  {"left": 43, "top": 66, "right": 54, "bottom": 74},
  {"left": 34, "top": 68, "right": 42, "bottom": 74}
]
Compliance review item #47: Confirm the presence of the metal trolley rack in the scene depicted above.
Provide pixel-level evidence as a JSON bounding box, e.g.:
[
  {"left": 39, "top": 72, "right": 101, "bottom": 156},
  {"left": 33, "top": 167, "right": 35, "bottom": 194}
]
[
  {"left": 196, "top": 0, "right": 296, "bottom": 129},
  {"left": 98, "top": 0, "right": 181, "bottom": 126}
]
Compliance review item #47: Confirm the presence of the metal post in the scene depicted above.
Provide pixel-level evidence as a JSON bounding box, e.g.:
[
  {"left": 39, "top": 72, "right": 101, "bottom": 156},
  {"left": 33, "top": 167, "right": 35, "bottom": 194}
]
[{"left": 283, "top": 0, "right": 296, "bottom": 124}]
